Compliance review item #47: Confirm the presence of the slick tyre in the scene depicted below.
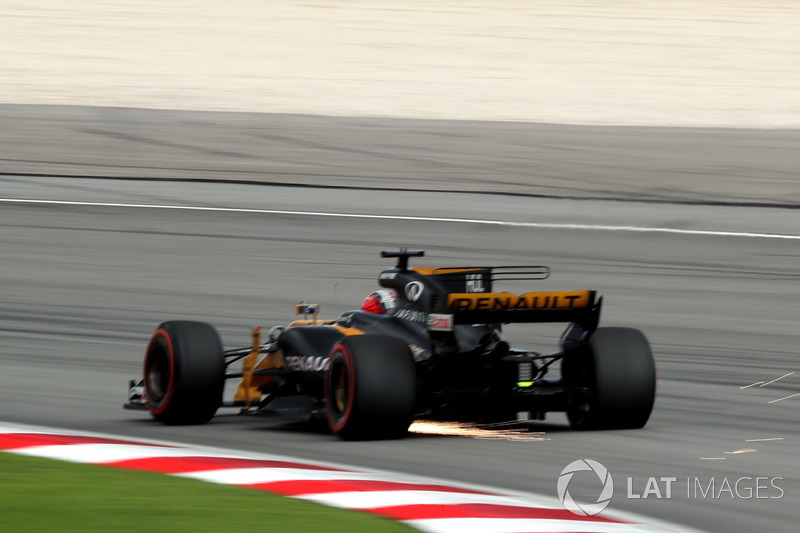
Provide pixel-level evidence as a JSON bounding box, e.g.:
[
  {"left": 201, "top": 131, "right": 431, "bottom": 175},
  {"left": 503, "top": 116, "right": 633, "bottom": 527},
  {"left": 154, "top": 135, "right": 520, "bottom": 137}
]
[
  {"left": 325, "top": 335, "right": 416, "bottom": 440},
  {"left": 563, "top": 327, "right": 656, "bottom": 430},
  {"left": 144, "top": 320, "right": 225, "bottom": 425}
]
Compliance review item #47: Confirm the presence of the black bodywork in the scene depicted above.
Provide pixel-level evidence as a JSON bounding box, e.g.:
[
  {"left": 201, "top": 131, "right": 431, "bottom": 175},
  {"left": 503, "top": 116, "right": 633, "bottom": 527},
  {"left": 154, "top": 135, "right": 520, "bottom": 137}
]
[{"left": 127, "top": 249, "right": 655, "bottom": 436}]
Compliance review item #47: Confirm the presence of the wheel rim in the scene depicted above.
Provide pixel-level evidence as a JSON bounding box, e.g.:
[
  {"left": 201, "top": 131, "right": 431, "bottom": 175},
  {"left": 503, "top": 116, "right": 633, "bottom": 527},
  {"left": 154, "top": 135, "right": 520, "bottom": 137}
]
[
  {"left": 146, "top": 342, "right": 170, "bottom": 404},
  {"left": 333, "top": 362, "right": 349, "bottom": 414}
]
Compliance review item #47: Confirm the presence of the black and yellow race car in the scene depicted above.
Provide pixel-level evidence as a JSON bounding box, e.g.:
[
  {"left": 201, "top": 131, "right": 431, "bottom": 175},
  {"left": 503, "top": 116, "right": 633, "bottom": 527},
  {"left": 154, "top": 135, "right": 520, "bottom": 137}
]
[{"left": 125, "top": 250, "right": 656, "bottom": 440}]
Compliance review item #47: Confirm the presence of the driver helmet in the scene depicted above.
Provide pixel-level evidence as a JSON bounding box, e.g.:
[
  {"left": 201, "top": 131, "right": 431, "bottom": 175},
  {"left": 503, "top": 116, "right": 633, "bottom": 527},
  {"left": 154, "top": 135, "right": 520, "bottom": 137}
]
[{"left": 362, "top": 289, "right": 398, "bottom": 314}]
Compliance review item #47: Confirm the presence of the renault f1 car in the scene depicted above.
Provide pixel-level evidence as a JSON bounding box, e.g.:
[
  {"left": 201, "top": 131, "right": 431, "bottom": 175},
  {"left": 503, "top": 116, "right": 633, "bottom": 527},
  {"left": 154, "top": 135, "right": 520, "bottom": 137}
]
[{"left": 125, "top": 250, "right": 656, "bottom": 440}]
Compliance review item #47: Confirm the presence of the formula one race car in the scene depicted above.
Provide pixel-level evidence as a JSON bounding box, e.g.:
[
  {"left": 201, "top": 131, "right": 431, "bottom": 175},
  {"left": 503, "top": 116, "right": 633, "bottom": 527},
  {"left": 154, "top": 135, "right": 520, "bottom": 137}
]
[{"left": 125, "top": 250, "right": 656, "bottom": 440}]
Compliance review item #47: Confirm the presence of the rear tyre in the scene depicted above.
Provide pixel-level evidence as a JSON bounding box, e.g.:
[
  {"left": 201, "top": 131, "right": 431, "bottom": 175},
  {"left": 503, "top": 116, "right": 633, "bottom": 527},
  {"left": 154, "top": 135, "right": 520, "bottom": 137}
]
[
  {"left": 563, "top": 327, "right": 655, "bottom": 430},
  {"left": 324, "top": 335, "right": 416, "bottom": 440},
  {"left": 144, "top": 320, "right": 225, "bottom": 425}
]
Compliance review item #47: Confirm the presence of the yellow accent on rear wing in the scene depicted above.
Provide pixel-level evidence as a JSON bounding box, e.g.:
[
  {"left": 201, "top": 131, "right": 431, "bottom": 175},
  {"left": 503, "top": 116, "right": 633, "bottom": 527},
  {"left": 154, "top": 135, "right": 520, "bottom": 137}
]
[
  {"left": 445, "top": 290, "right": 597, "bottom": 325},
  {"left": 448, "top": 290, "right": 592, "bottom": 311},
  {"left": 413, "top": 267, "right": 489, "bottom": 276}
]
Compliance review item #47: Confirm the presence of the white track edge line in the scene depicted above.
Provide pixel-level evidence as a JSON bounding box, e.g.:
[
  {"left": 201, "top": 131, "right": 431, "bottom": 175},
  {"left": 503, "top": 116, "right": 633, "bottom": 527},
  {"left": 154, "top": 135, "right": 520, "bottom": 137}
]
[{"left": 1, "top": 197, "right": 798, "bottom": 240}]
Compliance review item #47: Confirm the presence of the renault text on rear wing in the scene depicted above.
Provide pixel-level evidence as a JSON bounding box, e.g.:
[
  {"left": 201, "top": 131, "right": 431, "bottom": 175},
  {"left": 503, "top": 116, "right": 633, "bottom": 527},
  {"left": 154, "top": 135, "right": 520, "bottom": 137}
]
[{"left": 445, "top": 290, "right": 598, "bottom": 325}]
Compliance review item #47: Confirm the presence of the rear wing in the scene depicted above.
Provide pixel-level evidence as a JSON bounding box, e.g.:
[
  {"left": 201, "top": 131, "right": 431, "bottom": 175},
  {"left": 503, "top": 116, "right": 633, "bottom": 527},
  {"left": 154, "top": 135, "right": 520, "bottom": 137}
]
[
  {"left": 380, "top": 250, "right": 601, "bottom": 329},
  {"left": 441, "top": 290, "right": 601, "bottom": 326}
]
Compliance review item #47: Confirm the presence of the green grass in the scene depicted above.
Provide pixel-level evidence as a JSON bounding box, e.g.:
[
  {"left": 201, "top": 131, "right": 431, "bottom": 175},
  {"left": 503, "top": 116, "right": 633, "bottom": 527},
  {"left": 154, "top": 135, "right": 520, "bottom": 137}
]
[{"left": 0, "top": 452, "right": 415, "bottom": 532}]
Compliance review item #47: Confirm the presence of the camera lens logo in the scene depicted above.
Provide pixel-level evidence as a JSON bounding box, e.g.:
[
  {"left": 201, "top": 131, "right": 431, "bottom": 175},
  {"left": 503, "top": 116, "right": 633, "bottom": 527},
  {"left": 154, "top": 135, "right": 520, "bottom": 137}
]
[{"left": 557, "top": 459, "right": 614, "bottom": 516}]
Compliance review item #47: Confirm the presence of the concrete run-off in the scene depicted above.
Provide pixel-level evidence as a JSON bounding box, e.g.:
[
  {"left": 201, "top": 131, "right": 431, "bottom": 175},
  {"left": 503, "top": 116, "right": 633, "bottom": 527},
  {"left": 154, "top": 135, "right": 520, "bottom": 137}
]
[{"left": 1, "top": 1, "right": 799, "bottom": 127}]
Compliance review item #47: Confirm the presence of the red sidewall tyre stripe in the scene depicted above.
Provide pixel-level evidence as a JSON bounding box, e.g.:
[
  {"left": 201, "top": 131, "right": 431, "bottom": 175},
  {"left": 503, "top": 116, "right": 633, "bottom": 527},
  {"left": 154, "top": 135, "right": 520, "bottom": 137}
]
[{"left": 144, "top": 328, "right": 176, "bottom": 416}]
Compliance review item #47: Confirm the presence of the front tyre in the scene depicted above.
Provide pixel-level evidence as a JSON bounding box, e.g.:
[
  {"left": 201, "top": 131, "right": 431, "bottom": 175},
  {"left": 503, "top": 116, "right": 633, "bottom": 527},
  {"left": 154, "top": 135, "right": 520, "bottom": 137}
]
[
  {"left": 144, "top": 320, "right": 225, "bottom": 425},
  {"left": 563, "top": 327, "right": 656, "bottom": 430},
  {"left": 324, "top": 335, "right": 416, "bottom": 440}
]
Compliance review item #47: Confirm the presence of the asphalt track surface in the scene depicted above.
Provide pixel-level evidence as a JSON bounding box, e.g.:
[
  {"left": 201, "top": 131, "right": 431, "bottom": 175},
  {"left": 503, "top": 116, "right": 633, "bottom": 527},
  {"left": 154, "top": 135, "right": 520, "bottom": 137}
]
[{"left": 2, "top": 106, "right": 800, "bottom": 532}]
